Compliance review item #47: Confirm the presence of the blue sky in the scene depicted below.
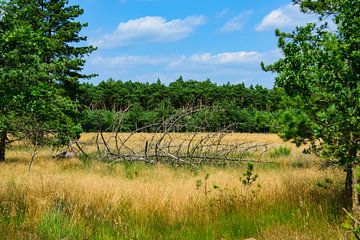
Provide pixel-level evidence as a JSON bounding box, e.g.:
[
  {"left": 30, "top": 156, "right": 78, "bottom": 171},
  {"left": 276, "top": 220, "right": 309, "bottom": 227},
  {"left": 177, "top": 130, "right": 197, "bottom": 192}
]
[{"left": 71, "top": 0, "right": 317, "bottom": 88}]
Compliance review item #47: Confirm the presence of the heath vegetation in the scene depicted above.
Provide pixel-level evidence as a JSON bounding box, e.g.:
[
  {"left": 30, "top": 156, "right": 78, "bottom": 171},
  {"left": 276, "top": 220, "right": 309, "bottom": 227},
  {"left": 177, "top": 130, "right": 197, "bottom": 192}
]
[{"left": 0, "top": 133, "right": 350, "bottom": 239}]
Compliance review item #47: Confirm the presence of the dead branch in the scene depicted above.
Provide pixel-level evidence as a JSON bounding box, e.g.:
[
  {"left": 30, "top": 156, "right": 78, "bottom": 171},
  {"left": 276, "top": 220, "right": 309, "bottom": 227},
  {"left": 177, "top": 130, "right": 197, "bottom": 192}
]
[
  {"left": 89, "top": 106, "right": 274, "bottom": 167},
  {"left": 74, "top": 140, "right": 89, "bottom": 158}
]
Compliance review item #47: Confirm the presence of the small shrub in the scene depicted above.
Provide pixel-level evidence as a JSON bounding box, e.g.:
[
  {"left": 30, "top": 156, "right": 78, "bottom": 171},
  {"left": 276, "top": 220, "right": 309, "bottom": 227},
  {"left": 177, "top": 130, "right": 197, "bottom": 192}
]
[
  {"left": 241, "top": 162, "right": 258, "bottom": 186},
  {"left": 196, "top": 172, "right": 211, "bottom": 197},
  {"left": 270, "top": 146, "right": 291, "bottom": 158}
]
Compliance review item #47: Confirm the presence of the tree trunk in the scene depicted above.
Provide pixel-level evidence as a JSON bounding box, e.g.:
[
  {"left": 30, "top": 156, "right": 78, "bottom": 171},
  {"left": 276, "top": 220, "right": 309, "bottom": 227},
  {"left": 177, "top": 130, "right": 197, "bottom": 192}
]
[
  {"left": 0, "top": 130, "right": 6, "bottom": 162},
  {"left": 349, "top": 147, "right": 359, "bottom": 216},
  {"left": 345, "top": 163, "right": 353, "bottom": 211}
]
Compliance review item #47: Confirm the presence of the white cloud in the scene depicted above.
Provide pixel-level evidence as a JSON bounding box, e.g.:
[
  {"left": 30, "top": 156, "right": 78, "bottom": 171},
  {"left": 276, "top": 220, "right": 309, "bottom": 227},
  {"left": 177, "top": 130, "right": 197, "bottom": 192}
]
[
  {"left": 189, "top": 51, "right": 261, "bottom": 64},
  {"left": 90, "top": 15, "right": 206, "bottom": 48},
  {"left": 220, "top": 11, "right": 252, "bottom": 32},
  {"left": 256, "top": 4, "right": 317, "bottom": 31},
  {"left": 85, "top": 50, "right": 281, "bottom": 87}
]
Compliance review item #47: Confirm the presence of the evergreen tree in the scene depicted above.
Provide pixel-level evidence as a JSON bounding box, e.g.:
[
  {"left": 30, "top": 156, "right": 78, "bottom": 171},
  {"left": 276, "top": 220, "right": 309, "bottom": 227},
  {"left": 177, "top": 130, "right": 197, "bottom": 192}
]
[
  {"left": 262, "top": 0, "right": 359, "bottom": 210},
  {"left": 0, "top": 0, "right": 96, "bottom": 161}
]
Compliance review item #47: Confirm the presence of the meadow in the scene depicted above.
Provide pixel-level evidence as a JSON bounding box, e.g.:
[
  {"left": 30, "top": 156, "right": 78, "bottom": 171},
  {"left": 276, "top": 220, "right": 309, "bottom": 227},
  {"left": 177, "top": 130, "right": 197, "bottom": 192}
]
[{"left": 0, "top": 133, "right": 350, "bottom": 239}]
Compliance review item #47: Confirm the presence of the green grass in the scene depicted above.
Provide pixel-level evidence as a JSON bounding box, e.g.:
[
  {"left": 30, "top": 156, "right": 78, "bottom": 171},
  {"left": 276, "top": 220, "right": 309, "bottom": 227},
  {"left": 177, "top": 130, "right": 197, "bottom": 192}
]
[{"left": 36, "top": 210, "right": 86, "bottom": 240}]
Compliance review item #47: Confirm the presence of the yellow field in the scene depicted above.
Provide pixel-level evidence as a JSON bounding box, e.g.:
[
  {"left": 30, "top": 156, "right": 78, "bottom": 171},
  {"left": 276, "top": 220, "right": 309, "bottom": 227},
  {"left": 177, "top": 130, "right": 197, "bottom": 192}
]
[{"left": 0, "top": 133, "right": 348, "bottom": 239}]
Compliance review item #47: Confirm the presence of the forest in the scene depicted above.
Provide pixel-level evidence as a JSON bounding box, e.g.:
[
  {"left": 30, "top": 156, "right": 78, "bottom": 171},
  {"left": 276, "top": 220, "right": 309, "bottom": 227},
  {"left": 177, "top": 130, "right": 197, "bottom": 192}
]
[{"left": 77, "top": 78, "right": 283, "bottom": 133}]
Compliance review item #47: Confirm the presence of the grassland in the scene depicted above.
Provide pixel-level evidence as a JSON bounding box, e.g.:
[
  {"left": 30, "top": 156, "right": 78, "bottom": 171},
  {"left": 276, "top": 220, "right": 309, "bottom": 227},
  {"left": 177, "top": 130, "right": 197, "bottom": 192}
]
[{"left": 0, "top": 133, "right": 350, "bottom": 239}]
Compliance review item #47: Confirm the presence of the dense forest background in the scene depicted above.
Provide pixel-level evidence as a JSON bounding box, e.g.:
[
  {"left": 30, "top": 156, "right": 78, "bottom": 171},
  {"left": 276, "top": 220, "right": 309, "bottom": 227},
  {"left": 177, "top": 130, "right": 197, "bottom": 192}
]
[{"left": 76, "top": 76, "right": 284, "bottom": 133}]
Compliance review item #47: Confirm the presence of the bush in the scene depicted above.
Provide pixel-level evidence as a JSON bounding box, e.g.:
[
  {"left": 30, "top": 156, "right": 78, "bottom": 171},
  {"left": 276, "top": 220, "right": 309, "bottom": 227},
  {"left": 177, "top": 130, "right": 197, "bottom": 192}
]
[{"left": 270, "top": 146, "right": 291, "bottom": 158}]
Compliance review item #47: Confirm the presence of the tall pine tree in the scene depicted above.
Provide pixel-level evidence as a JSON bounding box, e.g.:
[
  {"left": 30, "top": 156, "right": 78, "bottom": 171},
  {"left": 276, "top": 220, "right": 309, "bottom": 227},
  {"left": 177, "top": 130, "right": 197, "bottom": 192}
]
[{"left": 0, "top": 0, "right": 96, "bottom": 161}]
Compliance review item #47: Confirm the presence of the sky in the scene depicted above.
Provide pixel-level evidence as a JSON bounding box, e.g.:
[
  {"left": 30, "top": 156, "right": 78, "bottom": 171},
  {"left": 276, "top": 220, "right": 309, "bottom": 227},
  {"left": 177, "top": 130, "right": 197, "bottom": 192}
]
[{"left": 70, "top": 0, "right": 318, "bottom": 88}]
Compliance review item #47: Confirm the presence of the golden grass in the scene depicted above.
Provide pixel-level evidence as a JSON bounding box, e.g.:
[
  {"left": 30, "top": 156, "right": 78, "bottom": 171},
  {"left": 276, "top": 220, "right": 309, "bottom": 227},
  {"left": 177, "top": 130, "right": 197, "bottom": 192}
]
[
  {"left": 0, "top": 133, "right": 348, "bottom": 239},
  {"left": 0, "top": 159, "right": 339, "bottom": 207}
]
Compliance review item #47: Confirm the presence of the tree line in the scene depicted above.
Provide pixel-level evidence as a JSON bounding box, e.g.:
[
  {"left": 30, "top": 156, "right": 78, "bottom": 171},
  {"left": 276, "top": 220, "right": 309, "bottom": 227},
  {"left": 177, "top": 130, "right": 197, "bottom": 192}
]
[{"left": 76, "top": 78, "right": 285, "bottom": 133}]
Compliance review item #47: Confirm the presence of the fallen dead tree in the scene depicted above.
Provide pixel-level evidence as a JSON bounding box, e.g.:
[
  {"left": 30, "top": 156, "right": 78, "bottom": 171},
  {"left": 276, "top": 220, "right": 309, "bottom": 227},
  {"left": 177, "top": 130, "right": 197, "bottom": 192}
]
[{"left": 76, "top": 107, "right": 276, "bottom": 167}]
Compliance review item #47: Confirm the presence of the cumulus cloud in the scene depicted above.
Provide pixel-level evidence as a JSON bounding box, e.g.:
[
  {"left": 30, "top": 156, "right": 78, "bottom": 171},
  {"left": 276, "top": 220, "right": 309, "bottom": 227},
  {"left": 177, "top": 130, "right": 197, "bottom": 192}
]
[
  {"left": 220, "top": 11, "right": 252, "bottom": 32},
  {"left": 256, "top": 4, "right": 317, "bottom": 31},
  {"left": 90, "top": 15, "right": 206, "bottom": 48}
]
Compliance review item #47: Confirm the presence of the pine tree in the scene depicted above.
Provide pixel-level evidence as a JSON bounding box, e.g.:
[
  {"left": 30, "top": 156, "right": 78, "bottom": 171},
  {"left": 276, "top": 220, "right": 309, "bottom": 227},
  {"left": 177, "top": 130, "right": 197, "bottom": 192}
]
[{"left": 0, "top": 0, "right": 96, "bottom": 161}]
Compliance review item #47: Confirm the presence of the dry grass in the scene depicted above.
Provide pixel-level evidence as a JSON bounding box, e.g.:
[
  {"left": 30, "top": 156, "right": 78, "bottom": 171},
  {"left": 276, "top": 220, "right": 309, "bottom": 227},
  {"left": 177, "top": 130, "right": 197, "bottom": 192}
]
[
  {"left": 260, "top": 225, "right": 349, "bottom": 240},
  {"left": 0, "top": 133, "right": 348, "bottom": 239}
]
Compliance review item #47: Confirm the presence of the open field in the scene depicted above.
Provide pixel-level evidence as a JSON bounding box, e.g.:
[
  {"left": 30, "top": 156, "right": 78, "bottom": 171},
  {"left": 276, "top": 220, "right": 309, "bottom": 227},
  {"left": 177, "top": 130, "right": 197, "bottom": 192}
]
[{"left": 0, "top": 133, "right": 350, "bottom": 239}]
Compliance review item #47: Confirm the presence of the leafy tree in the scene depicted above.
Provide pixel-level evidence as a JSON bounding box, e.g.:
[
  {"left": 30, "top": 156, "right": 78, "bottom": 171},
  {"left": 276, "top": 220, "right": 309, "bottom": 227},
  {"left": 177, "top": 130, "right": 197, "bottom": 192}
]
[
  {"left": 0, "top": 0, "right": 95, "bottom": 161},
  {"left": 80, "top": 109, "right": 117, "bottom": 132},
  {"left": 262, "top": 0, "right": 359, "bottom": 210}
]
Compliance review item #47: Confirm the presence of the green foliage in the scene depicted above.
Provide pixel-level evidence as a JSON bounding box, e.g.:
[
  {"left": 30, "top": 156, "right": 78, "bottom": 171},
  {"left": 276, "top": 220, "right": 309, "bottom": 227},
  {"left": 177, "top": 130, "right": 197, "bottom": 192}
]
[
  {"left": 81, "top": 109, "right": 118, "bottom": 132},
  {"left": 196, "top": 172, "right": 217, "bottom": 197},
  {"left": 0, "top": 0, "right": 96, "bottom": 160},
  {"left": 262, "top": 0, "right": 360, "bottom": 214},
  {"left": 270, "top": 146, "right": 291, "bottom": 158},
  {"left": 77, "top": 79, "right": 283, "bottom": 133},
  {"left": 262, "top": 0, "right": 360, "bottom": 166},
  {"left": 275, "top": 98, "right": 315, "bottom": 147}
]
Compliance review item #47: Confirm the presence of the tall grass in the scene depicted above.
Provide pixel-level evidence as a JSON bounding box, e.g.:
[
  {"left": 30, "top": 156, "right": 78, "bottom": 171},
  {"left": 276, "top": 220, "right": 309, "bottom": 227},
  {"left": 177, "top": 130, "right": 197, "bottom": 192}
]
[{"left": 0, "top": 133, "right": 348, "bottom": 239}]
